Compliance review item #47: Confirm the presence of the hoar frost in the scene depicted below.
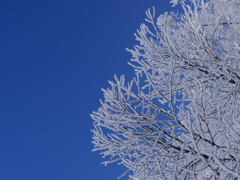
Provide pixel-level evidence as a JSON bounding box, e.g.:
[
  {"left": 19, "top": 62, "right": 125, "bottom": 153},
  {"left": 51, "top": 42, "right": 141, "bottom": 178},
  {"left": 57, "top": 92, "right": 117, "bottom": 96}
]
[{"left": 91, "top": 0, "right": 240, "bottom": 179}]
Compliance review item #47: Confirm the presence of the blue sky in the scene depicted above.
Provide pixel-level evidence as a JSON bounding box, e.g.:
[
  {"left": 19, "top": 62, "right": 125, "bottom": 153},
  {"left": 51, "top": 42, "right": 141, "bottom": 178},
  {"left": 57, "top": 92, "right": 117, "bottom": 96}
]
[{"left": 0, "top": 0, "right": 174, "bottom": 179}]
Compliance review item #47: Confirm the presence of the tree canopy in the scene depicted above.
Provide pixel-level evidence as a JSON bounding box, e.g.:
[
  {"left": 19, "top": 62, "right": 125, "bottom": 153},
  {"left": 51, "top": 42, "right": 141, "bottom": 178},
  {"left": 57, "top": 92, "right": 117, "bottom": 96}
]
[{"left": 91, "top": 0, "right": 240, "bottom": 179}]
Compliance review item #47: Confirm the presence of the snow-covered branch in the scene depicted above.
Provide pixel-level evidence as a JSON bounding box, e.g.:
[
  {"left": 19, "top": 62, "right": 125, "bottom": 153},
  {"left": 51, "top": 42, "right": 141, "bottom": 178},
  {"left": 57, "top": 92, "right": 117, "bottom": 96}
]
[{"left": 91, "top": 0, "right": 240, "bottom": 179}]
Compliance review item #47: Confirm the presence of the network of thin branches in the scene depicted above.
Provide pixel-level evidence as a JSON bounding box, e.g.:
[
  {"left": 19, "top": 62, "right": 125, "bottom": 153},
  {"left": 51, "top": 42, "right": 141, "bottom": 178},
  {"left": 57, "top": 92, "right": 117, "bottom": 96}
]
[{"left": 91, "top": 0, "right": 240, "bottom": 179}]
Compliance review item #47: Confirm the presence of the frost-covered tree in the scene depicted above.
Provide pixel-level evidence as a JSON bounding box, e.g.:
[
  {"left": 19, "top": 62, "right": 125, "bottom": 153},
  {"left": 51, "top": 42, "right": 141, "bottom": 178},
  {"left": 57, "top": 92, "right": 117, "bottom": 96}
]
[{"left": 91, "top": 0, "right": 240, "bottom": 179}]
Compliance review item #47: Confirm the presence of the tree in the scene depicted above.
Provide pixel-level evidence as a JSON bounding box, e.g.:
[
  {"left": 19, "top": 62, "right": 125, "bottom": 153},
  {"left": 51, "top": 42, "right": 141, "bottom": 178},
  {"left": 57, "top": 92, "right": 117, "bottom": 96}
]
[{"left": 91, "top": 0, "right": 240, "bottom": 179}]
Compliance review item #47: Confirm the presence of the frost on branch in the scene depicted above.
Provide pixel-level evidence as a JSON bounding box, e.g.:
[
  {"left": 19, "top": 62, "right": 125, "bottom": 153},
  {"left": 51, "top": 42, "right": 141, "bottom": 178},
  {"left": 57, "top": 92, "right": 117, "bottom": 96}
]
[
  {"left": 91, "top": 0, "right": 240, "bottom": 179},
  {"left": 170, "top": 0, "right": 179, "bottom": 7}
]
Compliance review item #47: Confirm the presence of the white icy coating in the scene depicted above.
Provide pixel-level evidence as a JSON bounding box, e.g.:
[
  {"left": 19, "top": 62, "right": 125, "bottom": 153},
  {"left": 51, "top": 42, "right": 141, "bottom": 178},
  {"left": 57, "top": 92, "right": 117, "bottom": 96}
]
[
  {"left": 91, "top": 0, "right": 240, "bottom": 179},
  {"left": 170, "top": 0, "right": 179, "bottom": 7}
]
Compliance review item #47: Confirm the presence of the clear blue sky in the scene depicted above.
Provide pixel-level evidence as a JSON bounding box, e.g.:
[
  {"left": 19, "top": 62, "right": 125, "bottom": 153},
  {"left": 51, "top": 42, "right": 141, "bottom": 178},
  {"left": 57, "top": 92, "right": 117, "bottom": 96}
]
[{"left": 0, "top": 0, "right": 174, "bottom": 179}]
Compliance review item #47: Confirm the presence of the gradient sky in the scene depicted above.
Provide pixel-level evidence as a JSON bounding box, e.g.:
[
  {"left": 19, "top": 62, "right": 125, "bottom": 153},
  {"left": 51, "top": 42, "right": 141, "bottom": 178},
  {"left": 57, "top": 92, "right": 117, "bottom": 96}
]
[{"left": 0, "top": 0, "right": 175, "bottom": 179}]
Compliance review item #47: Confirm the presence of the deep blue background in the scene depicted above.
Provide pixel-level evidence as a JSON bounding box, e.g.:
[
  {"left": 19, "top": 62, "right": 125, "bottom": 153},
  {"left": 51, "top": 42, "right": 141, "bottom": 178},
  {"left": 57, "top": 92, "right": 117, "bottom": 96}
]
[{"left": 0, "top": 0, "right": 174, "bottom": 179}]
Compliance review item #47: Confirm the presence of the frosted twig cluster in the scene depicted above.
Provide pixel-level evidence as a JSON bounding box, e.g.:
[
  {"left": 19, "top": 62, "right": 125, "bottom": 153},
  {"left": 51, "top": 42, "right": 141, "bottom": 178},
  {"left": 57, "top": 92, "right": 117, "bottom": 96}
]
[{"left": 91, "top": 0, "right": 240, "bottom": 179}]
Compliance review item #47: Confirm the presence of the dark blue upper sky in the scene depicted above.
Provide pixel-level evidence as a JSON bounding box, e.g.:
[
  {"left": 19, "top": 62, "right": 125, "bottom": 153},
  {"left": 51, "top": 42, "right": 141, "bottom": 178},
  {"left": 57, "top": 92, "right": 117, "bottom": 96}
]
[{"left": 0, "top": 0, "right": 174, "bottom": 179}]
